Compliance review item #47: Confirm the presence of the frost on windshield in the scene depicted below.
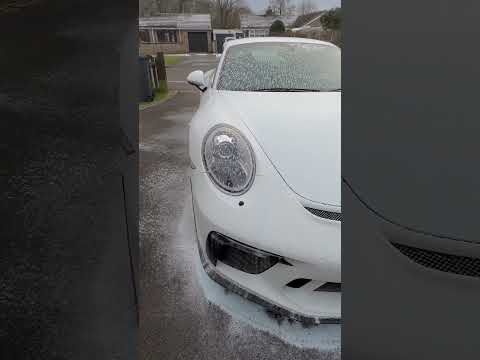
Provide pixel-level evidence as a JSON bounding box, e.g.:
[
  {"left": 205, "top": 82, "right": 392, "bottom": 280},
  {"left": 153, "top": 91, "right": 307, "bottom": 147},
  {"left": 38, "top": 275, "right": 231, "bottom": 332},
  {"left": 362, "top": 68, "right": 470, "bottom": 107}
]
[{"left": 217, "top": 43, "right": 341, "bottom": 92}]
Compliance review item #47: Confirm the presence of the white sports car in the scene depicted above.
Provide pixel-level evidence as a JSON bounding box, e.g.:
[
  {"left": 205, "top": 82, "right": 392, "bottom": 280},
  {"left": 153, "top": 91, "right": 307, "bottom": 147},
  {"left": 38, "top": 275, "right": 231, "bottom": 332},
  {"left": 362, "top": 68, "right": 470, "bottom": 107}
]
[{"left": 187, "top": 37, "right": 341, "bottom": 324}]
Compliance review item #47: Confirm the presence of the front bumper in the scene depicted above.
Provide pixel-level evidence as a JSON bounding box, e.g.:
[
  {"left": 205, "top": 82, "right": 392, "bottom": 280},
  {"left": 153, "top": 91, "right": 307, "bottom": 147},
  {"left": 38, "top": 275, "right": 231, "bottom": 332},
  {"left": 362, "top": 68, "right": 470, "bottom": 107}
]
[
  {"left": 190, "top": 171, "right": 341, "bottom": 324},
  {"left": 342, "top": 180, "right": 480, "bottom": 359}
]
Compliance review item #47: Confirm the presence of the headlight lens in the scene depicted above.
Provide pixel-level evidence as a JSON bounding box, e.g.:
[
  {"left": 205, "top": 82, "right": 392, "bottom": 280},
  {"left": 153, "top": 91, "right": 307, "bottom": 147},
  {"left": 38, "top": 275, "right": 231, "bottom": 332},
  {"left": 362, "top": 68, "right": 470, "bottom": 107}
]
[{"left": 202, "top": 124, "right": 255, "bottom": 195}]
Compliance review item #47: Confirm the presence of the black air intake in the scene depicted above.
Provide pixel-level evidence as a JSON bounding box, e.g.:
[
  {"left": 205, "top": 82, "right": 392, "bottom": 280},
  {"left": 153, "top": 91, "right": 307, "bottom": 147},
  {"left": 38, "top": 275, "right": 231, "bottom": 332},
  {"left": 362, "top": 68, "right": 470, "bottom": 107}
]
[{"left": 206, "top": 232, "right": 282, "bottom": 274}]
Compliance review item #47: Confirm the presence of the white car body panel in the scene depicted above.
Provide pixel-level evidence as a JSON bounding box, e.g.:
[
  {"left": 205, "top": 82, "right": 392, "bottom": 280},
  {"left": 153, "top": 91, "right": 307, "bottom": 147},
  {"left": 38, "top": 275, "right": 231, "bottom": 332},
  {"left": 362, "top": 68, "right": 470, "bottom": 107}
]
[
  {"left": 215, "top": 91, "right": 341, "bottom": 207},
  {"left": 188, "top": 37, "right": 341, "bottom": 321}
]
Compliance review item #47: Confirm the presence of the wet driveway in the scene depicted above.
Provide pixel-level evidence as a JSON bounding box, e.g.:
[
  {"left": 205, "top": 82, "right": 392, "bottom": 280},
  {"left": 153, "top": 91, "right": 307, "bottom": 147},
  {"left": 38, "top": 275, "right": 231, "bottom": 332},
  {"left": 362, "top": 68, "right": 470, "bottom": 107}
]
[{"left": 139, "top": 55, "right": 341, "bottom": 360}]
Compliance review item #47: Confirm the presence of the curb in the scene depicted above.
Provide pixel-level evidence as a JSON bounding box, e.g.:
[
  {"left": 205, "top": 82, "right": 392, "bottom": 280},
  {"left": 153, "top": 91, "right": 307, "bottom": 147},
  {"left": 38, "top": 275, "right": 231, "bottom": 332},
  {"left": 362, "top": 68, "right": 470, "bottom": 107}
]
[{"left": 139, "top": 90, "right": 179, "bottom": 111}]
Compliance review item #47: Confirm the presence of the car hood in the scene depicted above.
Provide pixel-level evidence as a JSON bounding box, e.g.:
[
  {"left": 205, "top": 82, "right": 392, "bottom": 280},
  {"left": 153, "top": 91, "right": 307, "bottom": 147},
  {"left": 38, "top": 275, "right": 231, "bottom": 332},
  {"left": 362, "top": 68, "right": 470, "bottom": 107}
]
[
  {"left": 218, "top": 91, "right": 341, "bottom": 207},
  {"left": 343, "top": 98, "right": 480, "bottom": 243}
]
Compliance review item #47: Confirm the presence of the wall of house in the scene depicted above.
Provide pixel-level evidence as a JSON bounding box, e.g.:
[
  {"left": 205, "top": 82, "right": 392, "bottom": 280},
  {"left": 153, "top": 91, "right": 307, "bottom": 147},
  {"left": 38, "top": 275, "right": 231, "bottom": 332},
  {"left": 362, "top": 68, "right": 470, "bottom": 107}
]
[
  {"left": 243, "top": 28, "right": 269, "bottom": 37},
  {"left": 140, "top": 31, "right": 187, "bottom": 55},
  {"left": 140, "top": 30, "right": 213, "bottom": 55}
]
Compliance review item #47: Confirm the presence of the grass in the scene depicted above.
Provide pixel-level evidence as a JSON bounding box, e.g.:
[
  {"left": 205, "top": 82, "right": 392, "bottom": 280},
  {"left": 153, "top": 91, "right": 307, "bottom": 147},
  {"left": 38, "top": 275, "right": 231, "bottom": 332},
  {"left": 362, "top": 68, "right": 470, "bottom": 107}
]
[
  {"left": 139, "top": 81, "right": 171, "bottom": 110},
  {"left": 139, "top": 55, "right": 182, "bottom": 110},
  {"left": 164, "top": 55, "right": 183, "bottom": 67}
]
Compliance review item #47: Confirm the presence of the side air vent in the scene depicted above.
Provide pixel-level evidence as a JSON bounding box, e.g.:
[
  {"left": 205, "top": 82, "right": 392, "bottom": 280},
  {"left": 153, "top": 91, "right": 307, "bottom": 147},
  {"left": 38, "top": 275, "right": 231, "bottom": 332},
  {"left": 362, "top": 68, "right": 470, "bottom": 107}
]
[
  {"left": 286, "top": 278, "right": 312, "bottom": 288},
  {"left": 314, "top": 282, "right": 341, "bottom": 292},
  {"left": 305, "top": 207, "right": 342, "bottom": 222},
  {"left": 392, "top": 243, "right": 480, "bottom": 278}
]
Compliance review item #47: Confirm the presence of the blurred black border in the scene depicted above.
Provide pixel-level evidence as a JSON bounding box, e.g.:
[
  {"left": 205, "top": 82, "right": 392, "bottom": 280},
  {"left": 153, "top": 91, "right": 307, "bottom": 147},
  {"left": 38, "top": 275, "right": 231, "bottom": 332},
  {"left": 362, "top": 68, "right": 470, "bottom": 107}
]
[
  {"left": 4, "top": 0, "right": 480, "bottom": 359},
  {"left": 1, "top": 1, "right": 138, "bottom": 359},
  {"left": 343, "top": 1, "right": 480, "bottom": 359}
]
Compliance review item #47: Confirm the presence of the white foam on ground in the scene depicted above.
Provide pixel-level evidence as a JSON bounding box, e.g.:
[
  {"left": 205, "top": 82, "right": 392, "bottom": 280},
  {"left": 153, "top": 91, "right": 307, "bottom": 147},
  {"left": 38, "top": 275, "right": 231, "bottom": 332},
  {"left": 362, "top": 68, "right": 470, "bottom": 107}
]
[
  {"left": 194, "top": 250, "right": 341, "bottom": 351},
  {"left": 177, "top": 192, "right": 341, "bottom": 352}
]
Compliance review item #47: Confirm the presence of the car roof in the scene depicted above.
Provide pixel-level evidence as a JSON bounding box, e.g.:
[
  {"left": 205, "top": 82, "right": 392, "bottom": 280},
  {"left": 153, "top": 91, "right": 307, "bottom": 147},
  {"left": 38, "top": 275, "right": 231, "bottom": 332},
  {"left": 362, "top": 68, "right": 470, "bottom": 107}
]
[{"left": 223, "top": 37, "right": 337, "bottom": 51}]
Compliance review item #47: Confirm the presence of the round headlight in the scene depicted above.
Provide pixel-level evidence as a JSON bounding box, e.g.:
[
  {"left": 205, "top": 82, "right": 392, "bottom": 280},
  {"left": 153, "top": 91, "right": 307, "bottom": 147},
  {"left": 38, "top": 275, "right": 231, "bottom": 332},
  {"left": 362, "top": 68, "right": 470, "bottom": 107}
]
[{"left": 202, "top": 124, "right": 255, "bottom": 195}]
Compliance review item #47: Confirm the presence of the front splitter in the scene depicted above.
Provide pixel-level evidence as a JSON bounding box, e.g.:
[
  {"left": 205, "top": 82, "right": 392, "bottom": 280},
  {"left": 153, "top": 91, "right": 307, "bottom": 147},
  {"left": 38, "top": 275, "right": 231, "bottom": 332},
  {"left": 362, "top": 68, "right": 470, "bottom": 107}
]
[{"left": 190, "top": 179, "right": 341, "bottom": 326}]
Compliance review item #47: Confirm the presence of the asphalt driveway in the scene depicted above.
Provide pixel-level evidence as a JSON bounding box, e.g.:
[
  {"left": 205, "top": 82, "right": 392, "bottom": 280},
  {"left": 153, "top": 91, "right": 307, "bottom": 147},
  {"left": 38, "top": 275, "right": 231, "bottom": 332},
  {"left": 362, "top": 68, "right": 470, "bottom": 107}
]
[
  {"left": 165, "top": 54, "right": 220, "bottom": 92},
  {"left": 139, "top": 54, "right": 341, "bottom": 360}
]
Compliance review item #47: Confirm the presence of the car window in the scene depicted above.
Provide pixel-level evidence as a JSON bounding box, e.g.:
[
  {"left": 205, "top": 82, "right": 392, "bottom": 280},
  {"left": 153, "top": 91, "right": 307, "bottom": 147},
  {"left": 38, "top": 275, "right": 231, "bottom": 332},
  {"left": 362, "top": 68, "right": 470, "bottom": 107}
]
[{"left": 217, "top": 42, "right": 341, "bottom": 92}]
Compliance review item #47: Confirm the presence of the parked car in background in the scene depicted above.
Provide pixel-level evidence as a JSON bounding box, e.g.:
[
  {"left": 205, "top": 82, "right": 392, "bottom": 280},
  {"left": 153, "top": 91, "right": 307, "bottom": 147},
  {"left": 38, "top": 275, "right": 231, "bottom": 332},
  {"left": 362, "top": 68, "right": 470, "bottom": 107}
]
[{"left": 187, "top": 37, "right": 341, "bottom": 324}]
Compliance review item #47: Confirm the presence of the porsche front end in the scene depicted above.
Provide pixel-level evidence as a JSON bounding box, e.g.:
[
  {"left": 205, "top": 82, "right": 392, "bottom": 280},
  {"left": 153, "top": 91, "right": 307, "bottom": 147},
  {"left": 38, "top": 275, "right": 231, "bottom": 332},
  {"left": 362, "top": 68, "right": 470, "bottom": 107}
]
[
  {"left": 188, "top": 38, "right": 341, "bottom": 324},
  {"left": 190, "top": 166, "right": 341, "bottom": 324}
]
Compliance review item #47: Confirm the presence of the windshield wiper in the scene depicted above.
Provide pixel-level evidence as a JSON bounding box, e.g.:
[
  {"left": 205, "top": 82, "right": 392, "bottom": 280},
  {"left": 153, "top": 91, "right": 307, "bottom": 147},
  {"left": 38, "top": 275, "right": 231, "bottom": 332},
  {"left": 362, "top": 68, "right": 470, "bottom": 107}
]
[
  {"left": 329, "top": 88, "right": 342, "bottom": 92},
  {"left": 253, "top": 88, "right": 324, "bottom": 92}
]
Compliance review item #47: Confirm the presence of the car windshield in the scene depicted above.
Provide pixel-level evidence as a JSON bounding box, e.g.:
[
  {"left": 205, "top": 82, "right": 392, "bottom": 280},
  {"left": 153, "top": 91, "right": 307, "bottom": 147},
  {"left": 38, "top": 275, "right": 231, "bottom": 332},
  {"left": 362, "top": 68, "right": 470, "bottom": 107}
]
[{"left": 216, "top": 42, "right": 341, "bottom": 92}]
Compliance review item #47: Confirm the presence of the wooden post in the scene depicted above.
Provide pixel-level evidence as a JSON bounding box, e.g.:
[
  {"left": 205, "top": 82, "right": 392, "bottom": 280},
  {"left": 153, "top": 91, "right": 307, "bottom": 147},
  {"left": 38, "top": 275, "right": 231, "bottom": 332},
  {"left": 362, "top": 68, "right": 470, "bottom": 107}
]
[{"left": 155, "top": 52, "right": 167, "bottom": 92}]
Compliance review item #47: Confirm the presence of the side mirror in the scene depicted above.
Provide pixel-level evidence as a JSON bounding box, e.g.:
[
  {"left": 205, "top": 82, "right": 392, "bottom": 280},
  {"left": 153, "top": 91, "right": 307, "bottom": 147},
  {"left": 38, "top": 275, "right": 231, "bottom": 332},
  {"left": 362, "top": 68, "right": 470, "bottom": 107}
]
[{"left": 187, "top": 70, "right": 207, "bottom": 92}]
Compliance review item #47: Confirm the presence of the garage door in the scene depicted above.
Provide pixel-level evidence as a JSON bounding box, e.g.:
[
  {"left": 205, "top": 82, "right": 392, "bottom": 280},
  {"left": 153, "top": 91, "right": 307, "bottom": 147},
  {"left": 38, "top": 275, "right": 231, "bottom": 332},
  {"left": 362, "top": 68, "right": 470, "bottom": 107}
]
[
  {"left": 216, "top": 34, "right": 229, "bottom": 53},
  {"left": 188, "top": 32, "right": 208, "bottom": 53}
]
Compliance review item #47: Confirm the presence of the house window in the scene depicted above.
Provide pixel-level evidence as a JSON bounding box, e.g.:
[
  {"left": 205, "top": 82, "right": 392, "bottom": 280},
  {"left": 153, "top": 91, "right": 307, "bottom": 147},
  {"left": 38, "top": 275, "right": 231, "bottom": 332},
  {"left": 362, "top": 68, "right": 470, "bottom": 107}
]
[
  {"left": 246, "top": 29, "right": 267, "bottom": 37},
  {"left": 154, "top": 30, "right": 178, "bottom": 43},
  {"left": 139, "top": 29, "right": 151, "bottom": 43},
  {"left": 256, "top": 29, "right": 267, "bottom": 37}
]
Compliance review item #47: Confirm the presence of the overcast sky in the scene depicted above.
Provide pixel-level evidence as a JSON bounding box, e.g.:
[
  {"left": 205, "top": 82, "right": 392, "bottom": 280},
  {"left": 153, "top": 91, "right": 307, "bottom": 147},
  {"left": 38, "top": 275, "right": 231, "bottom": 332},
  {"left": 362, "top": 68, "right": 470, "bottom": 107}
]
[{"left": 246, "top": 0, "right": 341, "bottom": 15}]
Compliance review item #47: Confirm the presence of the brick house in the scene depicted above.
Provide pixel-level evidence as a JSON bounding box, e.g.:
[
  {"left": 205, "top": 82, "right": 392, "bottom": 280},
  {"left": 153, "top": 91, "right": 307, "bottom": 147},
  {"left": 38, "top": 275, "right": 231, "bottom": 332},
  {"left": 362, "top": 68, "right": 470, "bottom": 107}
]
[{"left": 139, "top": 14, "right": 213, "bottom": 55}]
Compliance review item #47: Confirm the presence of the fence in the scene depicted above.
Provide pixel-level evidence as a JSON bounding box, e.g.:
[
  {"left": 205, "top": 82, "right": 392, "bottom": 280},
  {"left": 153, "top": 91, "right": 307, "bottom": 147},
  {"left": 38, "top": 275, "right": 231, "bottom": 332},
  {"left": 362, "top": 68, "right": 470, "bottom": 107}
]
[
  {"left": 305, "top": 29, "right": 342, "bottom": 48},
  {"left": 139, "top": 53, "right": 167, "bottom": 102},
  {"left": 270, "top": 30, "right": 342, "bottom": 48}
]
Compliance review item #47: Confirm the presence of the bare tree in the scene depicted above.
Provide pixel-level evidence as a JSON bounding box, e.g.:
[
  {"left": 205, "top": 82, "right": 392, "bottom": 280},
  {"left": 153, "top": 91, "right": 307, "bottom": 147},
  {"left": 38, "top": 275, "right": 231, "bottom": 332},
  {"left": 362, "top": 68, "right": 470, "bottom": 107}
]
[
  {"left": 180, "top": 0, "right": 212, "bottom": 13},
  {"left": 140, "top": 0, "right": 211, "bottom": 15},
  {"left": 139, "top": 0, "right": 176, "bottom": 15},
  {"left": 139, "top": 0, "right": 252, "bottom": 28},
  {"left": 236, "top": 0, "right": 253, "bottom": 15},
  {"left": 209, "top": 0, "right": 251, "bottom": 28},
  {"left": 211, "top": 0, "right": 237, "bottom": 27},
  {"left": 299, "top": 0, "right": 317, "bottom": 15},
  {"left": 268, "top": 0, "right": 295, "bottom": 16},
  {"left": 139, "top": 0, "right": 157, "bottom": 16}
]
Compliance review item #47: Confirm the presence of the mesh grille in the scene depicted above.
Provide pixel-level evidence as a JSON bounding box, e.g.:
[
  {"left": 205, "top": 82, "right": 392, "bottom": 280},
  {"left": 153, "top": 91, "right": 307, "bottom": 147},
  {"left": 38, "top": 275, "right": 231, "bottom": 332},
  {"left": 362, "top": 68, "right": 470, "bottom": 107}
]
[
  {"left": 392, "top": 243, "right": 480, "bottom": 278},
  {"left": 305, "top": 207, "right": 342, "bottom": 222}
]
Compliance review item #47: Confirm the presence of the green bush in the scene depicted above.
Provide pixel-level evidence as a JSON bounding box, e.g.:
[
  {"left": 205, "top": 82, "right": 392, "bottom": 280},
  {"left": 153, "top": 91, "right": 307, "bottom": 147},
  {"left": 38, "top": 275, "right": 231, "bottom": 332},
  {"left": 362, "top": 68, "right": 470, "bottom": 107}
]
[
  {"left": 320, "top": 8, "right": 342, "bottom": 31},
  {"left": 269, "top": 20, "right": 286, "bottom": 35}
]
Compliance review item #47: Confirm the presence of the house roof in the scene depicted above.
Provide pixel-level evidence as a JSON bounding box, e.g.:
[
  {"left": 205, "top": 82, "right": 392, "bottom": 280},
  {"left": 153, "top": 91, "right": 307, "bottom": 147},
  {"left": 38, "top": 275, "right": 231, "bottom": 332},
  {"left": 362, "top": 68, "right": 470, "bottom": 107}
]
[
  {"left": 307, "top": 17, "right": 324, "bottom": 28},
  {"left": 223, "top": 36, "right": 337, "bottom": 51},
  {"left": 139, "top": 14, "right": 212, "bottom": 30},
  {"left": 240, "top": 15, "right": 297, "bottom": 29},
  {"left": 292, "top": 11, "right": 325, "bottom": 28}
]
